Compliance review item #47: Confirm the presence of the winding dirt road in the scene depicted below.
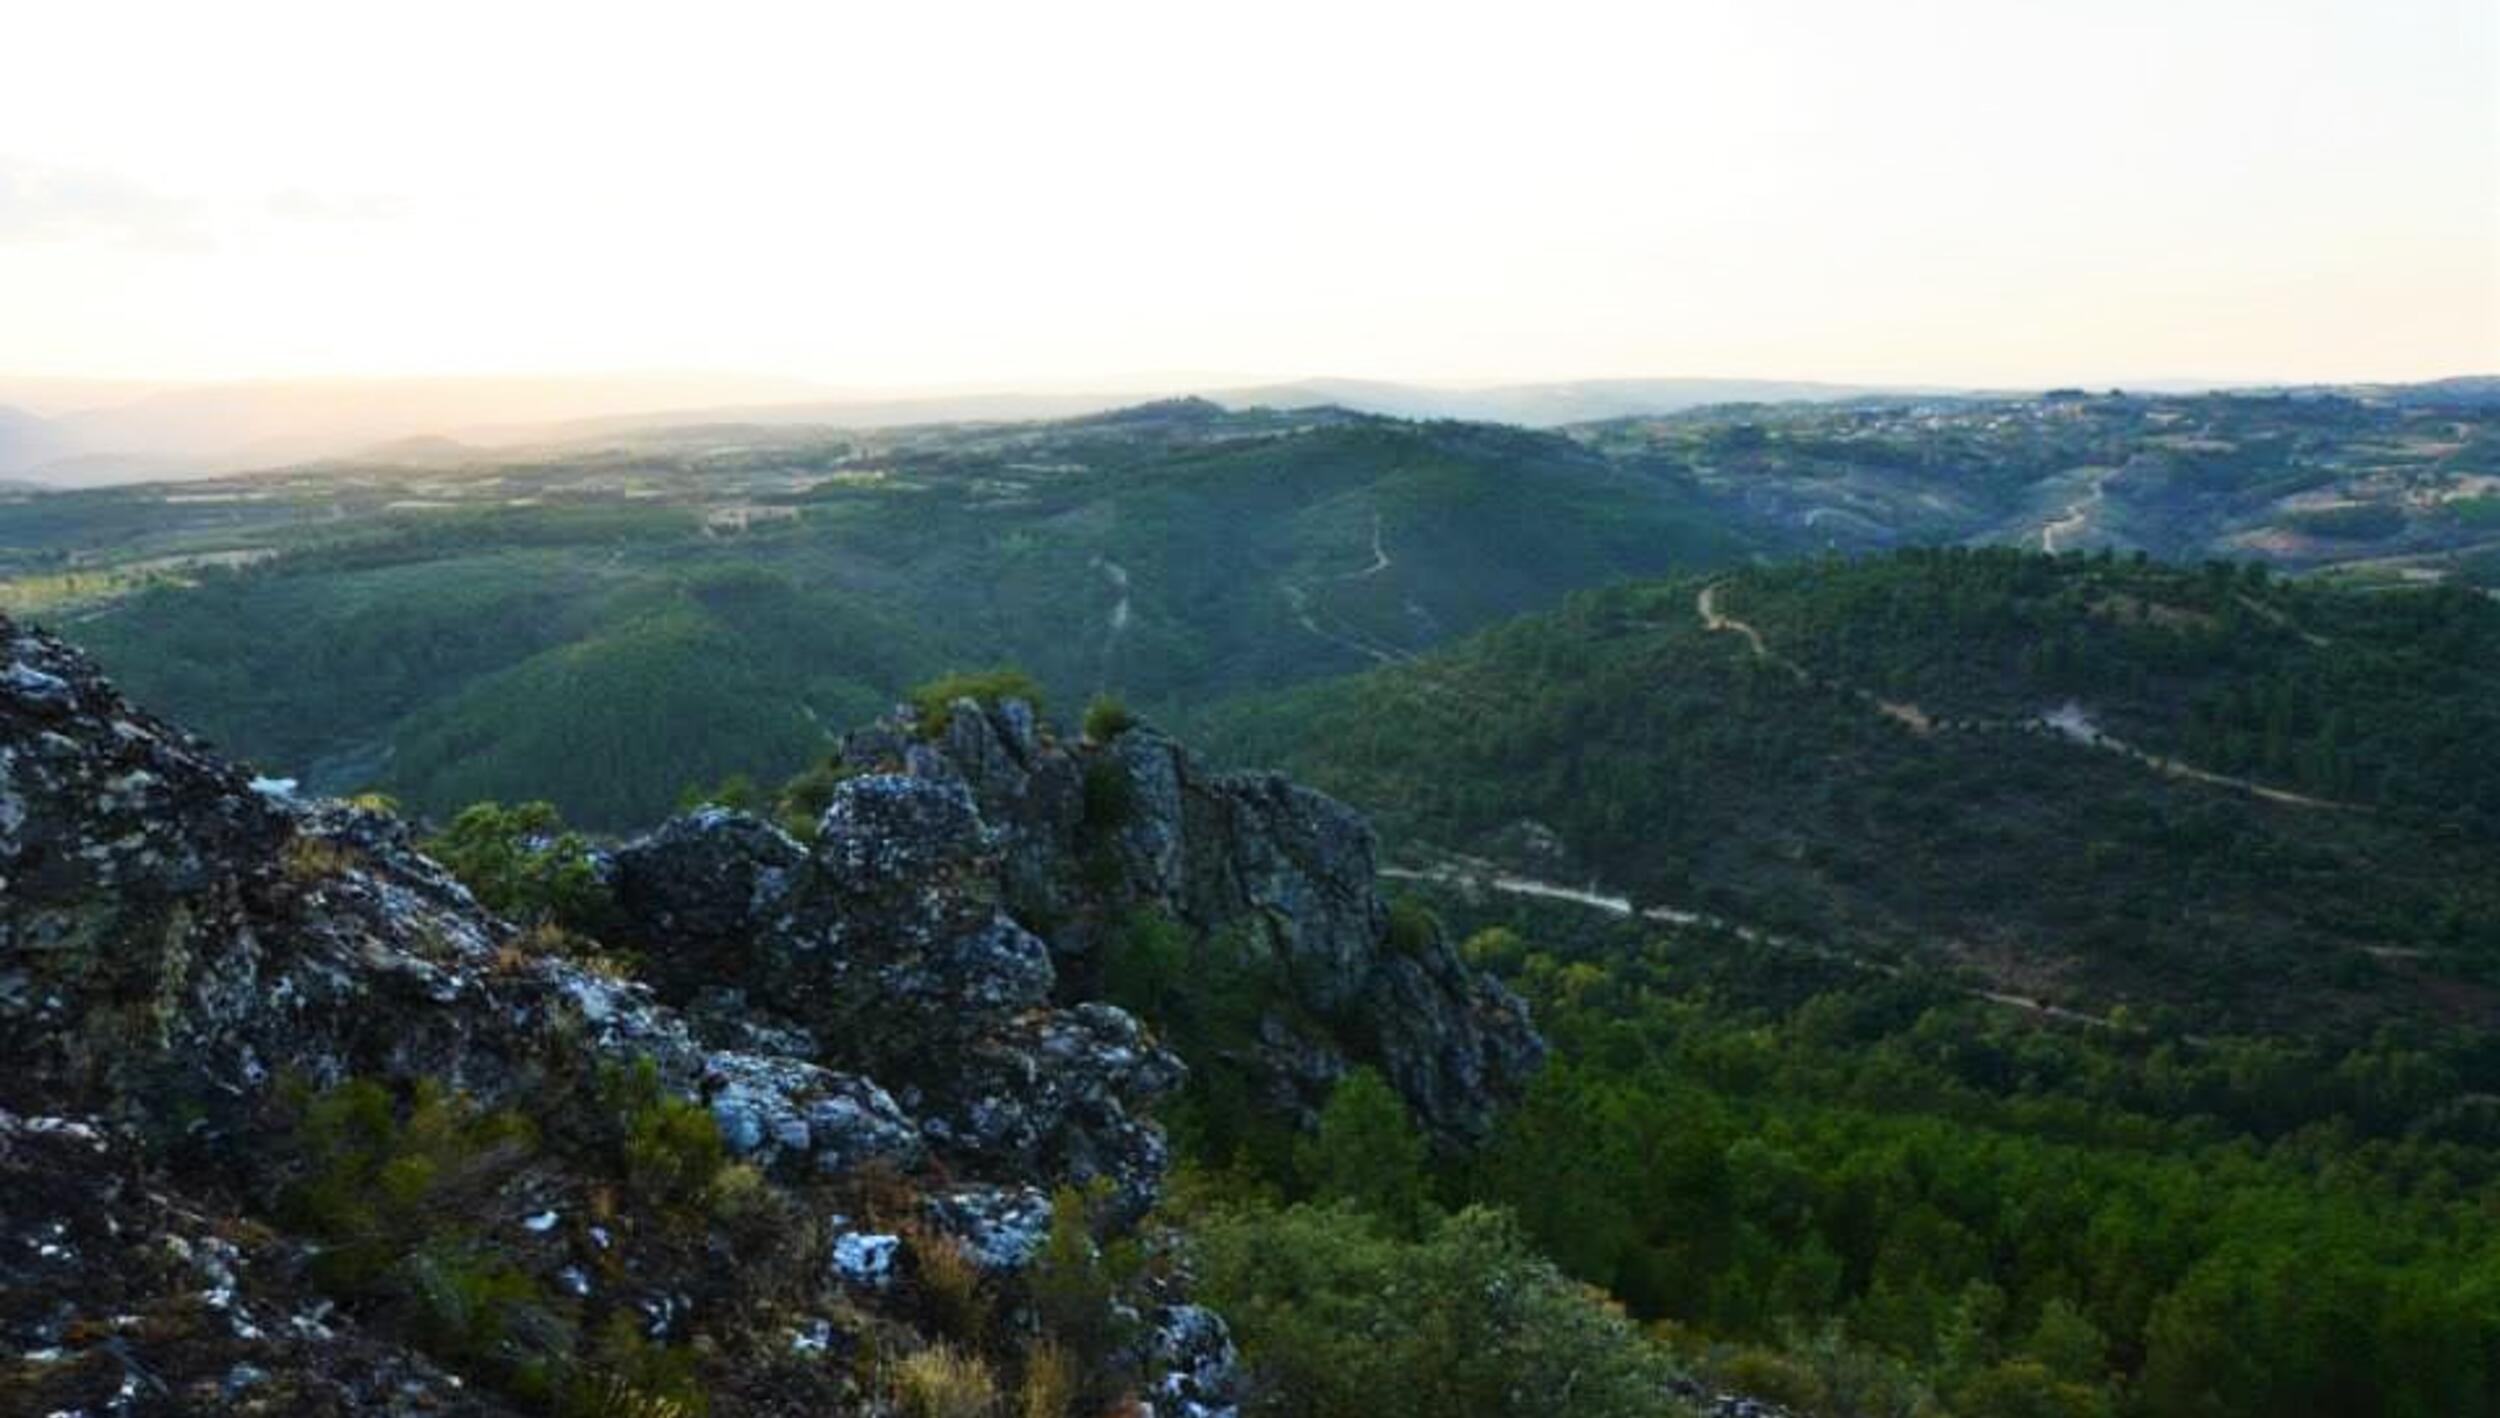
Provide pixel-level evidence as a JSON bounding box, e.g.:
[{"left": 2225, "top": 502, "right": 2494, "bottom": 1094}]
[
  {"left": 1282, "top": 511, "right": 1414, "bottom": 666},
  {"left": 2036, "top": 702, "right": 2357, "bottom": 810},
  {"left": 1381, "top": 861, "right": 2120, "bottom": 1032},
  {"left": 1699, "top": 583, "right": 1932, "bottom": 733},
  {"left": 1093, "top": 556, "right": 1133, "bottom": 681},
  {"left": 2040, "top": 468, "right": 2115, "bottom": 553},
  {"left": 1697, "top": 580, "right": 2357, "bottom": 809}
]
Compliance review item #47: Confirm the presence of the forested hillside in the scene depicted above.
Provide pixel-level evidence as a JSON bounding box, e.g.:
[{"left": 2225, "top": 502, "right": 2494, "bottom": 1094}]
[
  {"left": 1354, "top": 891, "right": 2500, "bottom": 1418},
  {"left": 10, "top": 385, "right": 2495, "bottom": 828},
  {"left": 33, "top": 403, "right": 1751, "bottom": 824},
  {"left": 1200, "top": 548, "right": 2500, "bottom": 1038}
]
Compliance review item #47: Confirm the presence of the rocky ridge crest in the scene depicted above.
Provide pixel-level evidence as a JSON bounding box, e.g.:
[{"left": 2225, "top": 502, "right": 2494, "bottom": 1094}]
[{"left": 0, "top": 615, "right": 1537, "bottom": 1415}]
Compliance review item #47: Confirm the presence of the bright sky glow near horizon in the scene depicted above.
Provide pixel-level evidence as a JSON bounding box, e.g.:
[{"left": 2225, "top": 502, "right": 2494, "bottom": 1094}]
[{"left": 2, "top": 0, "right": 2494, "bottom": 391}]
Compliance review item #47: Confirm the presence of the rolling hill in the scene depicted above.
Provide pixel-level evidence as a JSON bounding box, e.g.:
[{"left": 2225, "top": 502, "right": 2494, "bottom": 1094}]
[
  {"left": 38, "top": 402, "right": 1757, "bottom": 824},
  {"left": 1199, "top": 548, "right": 2500, "bottom": 1039}
]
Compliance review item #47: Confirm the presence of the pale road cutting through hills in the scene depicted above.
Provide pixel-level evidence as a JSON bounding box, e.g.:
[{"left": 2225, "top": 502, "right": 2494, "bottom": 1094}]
[
  {"left": 1282, "top": 511, "right": 1422, "bottom": 668},
  {"left": 1378, "top": 862, "right": 2122, "bottom": 1033},
  {"left": 2235, "top": 591, "right": 2332, "bottom": 648},
  {"left": 2040, "top": 468, "right": 2116, "bottom": 553},
  {"left": 1093, "top": 555, "right": 1133, "bottom": 683},
  {"left": 1332, "top": 512, "right": 1393, "bottom": 581},
  {"left": 1698, "top": 582, "right": 1932, "bottom": 733},
  {"left": 1696, "top": 581, "right": 2360, "bottom": 810}
]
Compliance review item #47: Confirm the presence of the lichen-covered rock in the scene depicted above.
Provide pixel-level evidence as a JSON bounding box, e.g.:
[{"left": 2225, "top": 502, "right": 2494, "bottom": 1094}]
[
  {"left": 813, "top": 771, "right": 994, "bottom": 895},
  {"left": 829, "top": 1229, "right": 903, "bottom": 1291},
  {"left": 923, "top": 1183, "right": 1057, "bottom": 1274},
  {"left": 700, "top": 1051, "right": 924, "bottom": 1175},
  {"left": 1145, "top": 1302, "right": 1245, "bottom": 1418},
  {"left": 605, "top": 772, "right": 1180, "bottom": 1206},
  {"left": 819, "top": 703, "right": 1545, "bottom": 1141},
  {"left": 607, "top": 807, "right": 807, "bottom": 992},
  {"left": 905, "top": 1002, "right": 1184, "bottom": 1220}
]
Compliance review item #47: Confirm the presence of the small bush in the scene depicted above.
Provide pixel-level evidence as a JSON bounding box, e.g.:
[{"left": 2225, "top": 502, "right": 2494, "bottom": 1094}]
[
  {"left": 675, "top": 772, "right": 763, "bottom": 814},
  {"left": 276, "top": 1074, "right": 716, "bottom": 1416},
  {"left": 772, "top": 757, "right": 867, "bottom": 838},
  {"left": 1100, "top": 912, "right": 1192, "bottom": 1022},
  {"left": 905, "top": 1223, "right": 993, "bottom": 1342},
  {"left": 1018, "top": 1340, "right": 1078, "bottom": 1418},
  {"left": 894, "top": 1344, "right": 1000, "bottom": 1418},
  {"left": 1028, "top": 1182, "right": 1140, "bottom": 1399},
  {"left": 278, "top": 1077, "right": 539, "bottom": 1296},
  {"left": 276, "top": 1079, "right": 566, "bottom": 1384},
  {"left": 281, "top": 832, "right": 361, "bottom": 885},
  {"left": 598, "top": 1058, "right": 729, "bottom": 1213},
  {"left": 909, "top": 668, "right": 1045, "bottom": 739},
  {"left": 1384, "top": 896, "right": 1439, "bottom": 957},
  {"left": 426, "top": 800, "right": 610, "bottom": 933},
  {"left": 1296, "top": 1069, "right": 1431, "bottom": 1236},
  {"left": 1082, "top": 694, "right": 1137, "bottom": 743},
  {"left": 1084, "top": 757, "right": 1139, "bottom": 829},
  {"left": 1189, "top": 1202, "right": 1683, "bottom": 1418},
  {"left": 558, "top": 1314, "right": 711, "bottom": 1418}
]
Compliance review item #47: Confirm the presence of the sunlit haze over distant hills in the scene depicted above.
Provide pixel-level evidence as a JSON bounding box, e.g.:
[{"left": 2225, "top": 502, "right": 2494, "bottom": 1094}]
[{"left": 4, "top": 0, "right": 2491, "bottom": 406}]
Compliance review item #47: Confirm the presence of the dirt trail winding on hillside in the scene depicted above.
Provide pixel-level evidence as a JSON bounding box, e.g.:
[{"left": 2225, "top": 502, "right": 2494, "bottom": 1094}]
[
  {"left": 1283, "top": 511, "right": 1412, "bottom": 665},
  {"left": 1381, "top": 862, "right": 2121, "bottom": 1032},
  {"left": 1700, "top": 582, "right": 1932, "bottom": 732},
  {"left": 2036, "top": 702, "right": 2358, "bottom": 810},
  {"left": 2040, "top": 468, "right": 2115, "bottom": 553},
  {"left": 1698, "top": 580, "right": 2358, "bottom": 808},
  {"left": 1093, "top": 555, "right": 1133, "bottom": 681},
  {"left": 1334, "top": 512, "right": 1392, "bottom": 581}
]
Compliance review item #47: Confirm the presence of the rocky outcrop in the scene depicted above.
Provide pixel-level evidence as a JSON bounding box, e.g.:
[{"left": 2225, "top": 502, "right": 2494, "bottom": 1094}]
[
  {"left": 0, "top": 615, "right": 1235, "bottom": 1415},
  {"left": 769, "top": 699, "right": 1547, "bottom": 1141},
  {"left": 607, "top": 777, "right": 1173, "bottom": 1218}
]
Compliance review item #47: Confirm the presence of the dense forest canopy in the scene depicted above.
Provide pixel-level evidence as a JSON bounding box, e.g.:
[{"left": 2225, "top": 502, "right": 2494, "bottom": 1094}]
[{"left": 1201, "top": 549, "right": 2500, "bottom": 1040}]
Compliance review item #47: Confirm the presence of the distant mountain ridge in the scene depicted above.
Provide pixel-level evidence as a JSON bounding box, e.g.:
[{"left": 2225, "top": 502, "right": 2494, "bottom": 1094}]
[
  {"left": 14, "top": 369, "right": 2480, "bottom": 487},
  {"left": 0, "top": 372, "right": 2045, "bottom": 485},
  {"left": 1213, "top": 376, "right": 1971, "bottom": 424}
]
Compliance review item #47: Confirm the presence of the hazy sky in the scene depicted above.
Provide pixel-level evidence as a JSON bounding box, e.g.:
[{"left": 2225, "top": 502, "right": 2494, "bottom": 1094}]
[{"left": 3, "top": 0, "right": 2493, "bottom": 389}]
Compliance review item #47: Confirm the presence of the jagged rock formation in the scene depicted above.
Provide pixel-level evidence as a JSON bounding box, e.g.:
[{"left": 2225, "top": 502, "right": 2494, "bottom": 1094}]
[
  {"left": 0, "top": 614, "right": 1247, "bottom": 1415},
  {"left": 782, "top": 700, "right": 1547, "bottom": 1142}
]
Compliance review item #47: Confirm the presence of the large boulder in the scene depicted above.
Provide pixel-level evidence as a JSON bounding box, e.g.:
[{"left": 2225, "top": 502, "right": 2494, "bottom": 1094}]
[{"left": 606, "top": 807, "right": 809, "bottom": 994}]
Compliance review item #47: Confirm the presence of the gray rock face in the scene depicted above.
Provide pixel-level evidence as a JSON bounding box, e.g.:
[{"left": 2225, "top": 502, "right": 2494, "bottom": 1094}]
[
  {"left": 606, "top": 775, "right": 1179, "bottom": 1217},
  {"left": 607, "top": 807, "right": 808, "bottom": 993},
  {"left": 1147, "top": 1302, "right": 1245, "bottom": 1418},
  {"left": 601, "top": 700, "right": 1539, "bottom": 1145},
  {"left": 923, "top": 1183, "right": 1058, "bottom": 1273},
  {"left": 827, "top": 702, "right": 1545, "bottom": 1141},
  {"left": 906, "top": 1003, "right": 1184, "bottom": 1220}
]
